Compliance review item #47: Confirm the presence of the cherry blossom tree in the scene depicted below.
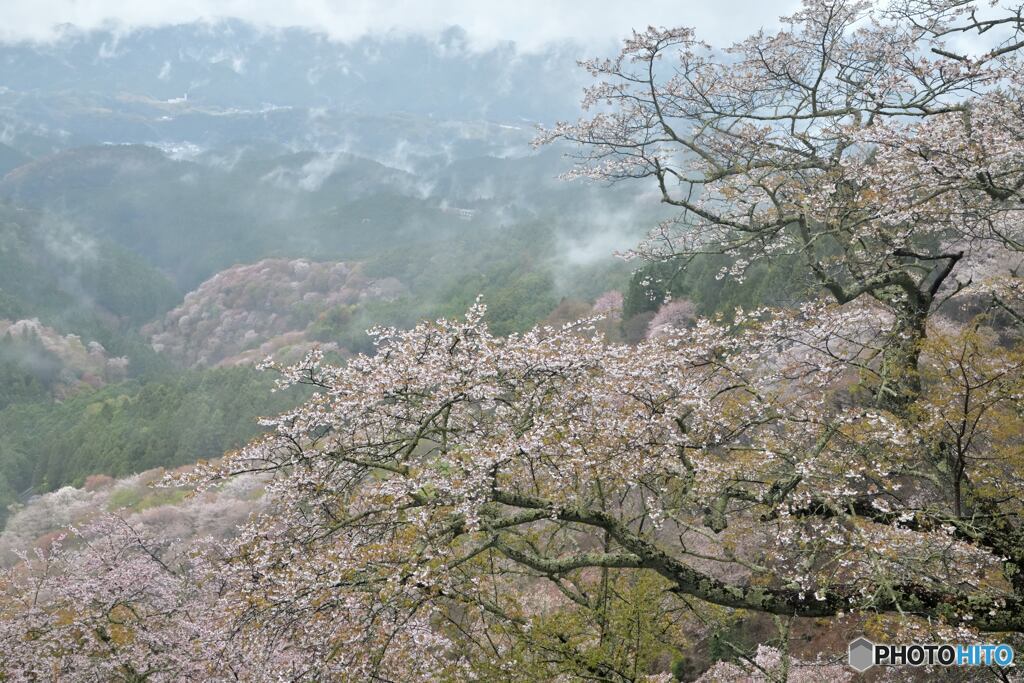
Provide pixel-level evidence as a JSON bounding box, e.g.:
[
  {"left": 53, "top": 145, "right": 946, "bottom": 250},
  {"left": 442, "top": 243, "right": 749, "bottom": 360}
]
[
  {"left": 696, "top": 643, "right": 853, "bottom": 682},
  {"left": 164, "top": 299, "right": 1019, "bottom": 678},
  {"left": 2, "top": 301, "right": 1021, "bottom": 679},
  {"left": 538, "top": 0, "right": 1024, "bottom": 410},
  {"left": 646, "top": 299, "right": 697, "bottom": 339},
  {"left": 0, "top": 517, "right": 226, "bottom": 681},
  {"left": 4, "top": 2, "right": 1024, "bottom": 679}
]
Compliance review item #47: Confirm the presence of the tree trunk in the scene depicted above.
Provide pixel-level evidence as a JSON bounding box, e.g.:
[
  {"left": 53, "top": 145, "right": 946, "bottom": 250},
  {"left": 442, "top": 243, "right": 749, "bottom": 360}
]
[{"left": 876, "top": 305, "right": 927, "bottom": 413}]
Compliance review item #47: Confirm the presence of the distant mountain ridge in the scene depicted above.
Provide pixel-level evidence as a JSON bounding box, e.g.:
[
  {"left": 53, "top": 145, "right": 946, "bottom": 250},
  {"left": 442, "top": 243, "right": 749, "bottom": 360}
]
[{"left": 0, "top": 20, "right": 590, "bottom": 157}]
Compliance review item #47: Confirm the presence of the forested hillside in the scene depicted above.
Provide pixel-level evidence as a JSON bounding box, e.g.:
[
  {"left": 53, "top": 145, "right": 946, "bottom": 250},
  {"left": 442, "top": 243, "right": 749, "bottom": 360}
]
[
  {"left": 3, "top": 2, "right": 1024, "bottom": 680},
  {"left": 0, "top": 25, "right": 668, "bottom": 524}
]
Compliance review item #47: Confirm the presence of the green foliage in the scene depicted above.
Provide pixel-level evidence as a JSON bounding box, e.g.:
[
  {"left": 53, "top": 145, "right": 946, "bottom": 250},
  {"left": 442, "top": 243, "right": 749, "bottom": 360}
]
[
  {"left": 304, "top": 219, "right": 633, "bottom": 353},
  {"left": 0, "top": 331, "right": 61, "bottom": 409},
  {"left": 0, "top": 203, "right": 180, "bottom": 326},
  {"left": 361, "top": 220, "right": 627, "bottom": 337},
  {"left": 483, "top": 269, "right": 558, "bottom": 336},
  {"left": 0, "top": 289, "right": 29, "bottom": 321},
  {"left": 0, "top": 366, "right": 305, "bottom": 525},
  {"left": 463, "top": 571, "right": 688, "bottom": 681},
  {"left": 623, "top": 253, "right": 809, "bottom": 321},
  {"left": 107, "top": 485, "right": 189, "bottom": 513},
  {"left": 79, "top": 244, "right": 181, "bottom": 324},
  {"left": 307, "top": 305, "right": 356, "bottom": 344},
  {"left": 105, "top": 485, "right": 148, "bottom": 511},
  {"left": 0, "top": 148, "right": 647, "bottom": 533}
]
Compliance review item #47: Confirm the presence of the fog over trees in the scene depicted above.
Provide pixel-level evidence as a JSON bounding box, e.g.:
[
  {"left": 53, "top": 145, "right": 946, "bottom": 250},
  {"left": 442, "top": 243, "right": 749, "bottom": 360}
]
[{"left": 1, "top": 1, "right": 1024, "bottom": 680}]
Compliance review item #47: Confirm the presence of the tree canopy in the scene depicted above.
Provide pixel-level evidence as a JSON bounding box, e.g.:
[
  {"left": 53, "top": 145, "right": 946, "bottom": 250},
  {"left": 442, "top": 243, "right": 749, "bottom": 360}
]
[{"left": 3, "top": 1, "right": 1024, "bottom": 680}]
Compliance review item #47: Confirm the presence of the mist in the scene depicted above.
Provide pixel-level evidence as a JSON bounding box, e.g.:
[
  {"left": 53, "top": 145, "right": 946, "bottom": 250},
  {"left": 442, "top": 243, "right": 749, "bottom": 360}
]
[
  {"left": 0, "top": 9, "right": 691, "bottom": 520},
  {"left": 0, "top": 3, "right": 803, "bottom": 678}
]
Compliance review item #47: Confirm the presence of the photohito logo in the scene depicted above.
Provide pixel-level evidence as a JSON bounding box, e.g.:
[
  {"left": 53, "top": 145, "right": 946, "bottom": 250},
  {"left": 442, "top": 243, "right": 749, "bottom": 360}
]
[{"left": 848, "top": 636, "right": 1015, "bottom": 672}]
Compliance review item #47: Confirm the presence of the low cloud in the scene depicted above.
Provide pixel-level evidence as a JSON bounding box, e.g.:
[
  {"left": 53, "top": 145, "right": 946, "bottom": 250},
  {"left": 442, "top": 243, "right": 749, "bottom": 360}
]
[{"left": 0, "top": 1, "right": 799, "bottom": 52}]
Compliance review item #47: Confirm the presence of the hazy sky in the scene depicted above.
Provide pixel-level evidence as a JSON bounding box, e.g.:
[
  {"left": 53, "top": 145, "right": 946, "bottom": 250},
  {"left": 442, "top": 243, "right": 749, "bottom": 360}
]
[{"left": 0, "top": 0, "right": 801, "bottom": 50}]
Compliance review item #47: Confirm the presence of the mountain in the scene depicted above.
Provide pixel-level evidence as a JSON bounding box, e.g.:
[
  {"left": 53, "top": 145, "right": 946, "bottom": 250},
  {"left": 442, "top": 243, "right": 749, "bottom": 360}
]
[
  {"left": 0, "top": 202, "right": 179, "bottom": 325},
  {"left": 143, "top": 258, "right": 405, "bottom": 367},
  {"left": 0, "top": 21, "right": 589, "bottom": 157},
  {"left": 0, "top": 317, "right": 127, "bottom": 407},
  {"left": 0, "top": 19, "right": 652, "bottom": 530},
  {"left": 0, "top": 21, "right": 587, "bottom": 118}
]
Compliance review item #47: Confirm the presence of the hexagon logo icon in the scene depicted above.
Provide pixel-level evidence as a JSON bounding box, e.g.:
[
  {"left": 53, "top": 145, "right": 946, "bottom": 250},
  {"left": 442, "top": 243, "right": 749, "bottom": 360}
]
[{"left": 848, "top": 637, "right": 875, "bottom": 672}]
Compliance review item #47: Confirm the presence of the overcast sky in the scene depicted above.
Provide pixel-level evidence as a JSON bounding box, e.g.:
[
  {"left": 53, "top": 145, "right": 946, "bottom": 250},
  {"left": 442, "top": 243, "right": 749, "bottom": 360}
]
[{"left": 0, "top": 0, "right": 801, "bottom": 51}]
